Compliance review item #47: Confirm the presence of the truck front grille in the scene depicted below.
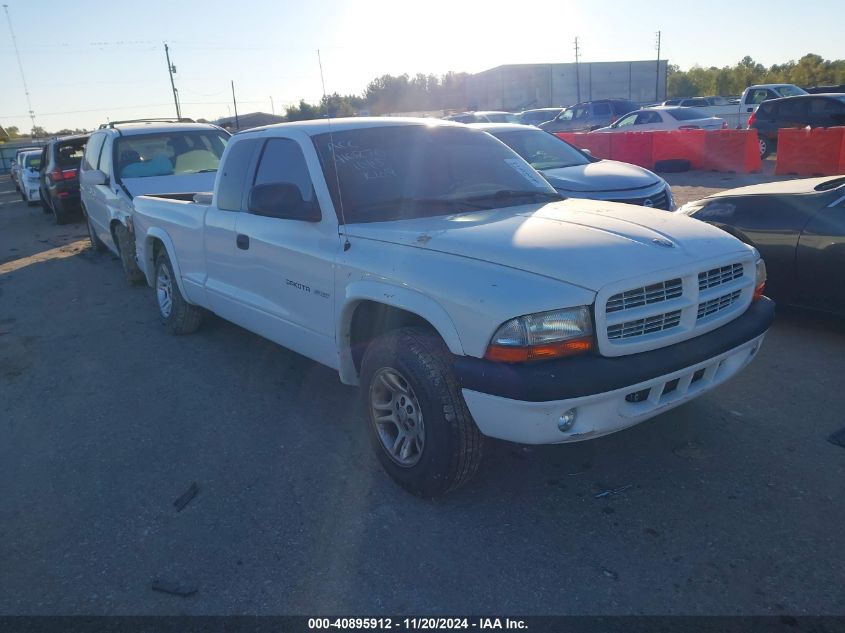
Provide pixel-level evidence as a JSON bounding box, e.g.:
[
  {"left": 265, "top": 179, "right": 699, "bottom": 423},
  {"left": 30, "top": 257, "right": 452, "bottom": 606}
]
[{"left": 599, "top": 259, "right": 751, "bottom": 354}]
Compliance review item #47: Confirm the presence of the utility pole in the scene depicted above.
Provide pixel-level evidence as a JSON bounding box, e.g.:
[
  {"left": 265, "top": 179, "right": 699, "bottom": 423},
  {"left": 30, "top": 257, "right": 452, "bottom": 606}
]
[
  {"left": 574, "top": 37, "right": 581, "bottom": 103},
  {"left": 3, "top": 4, "right": 37, "bottom": 137},
  {"left": 164, "top": 43, "right": 181, "bottom": 119},
  {"left": 270, "top": 96, "right": 275, "bottom": 115},
  {"left": 231, "top": 81, "right": 240, "bottom": 131},
  {"left": 655, "top": 30, "right": 662, "bottom": 102}
]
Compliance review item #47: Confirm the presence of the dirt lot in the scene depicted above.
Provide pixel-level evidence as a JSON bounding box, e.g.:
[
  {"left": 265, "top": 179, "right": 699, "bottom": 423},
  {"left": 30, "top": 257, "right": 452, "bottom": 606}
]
[{"left": 1, "top": 171, "right": 844, "bottom": 616}]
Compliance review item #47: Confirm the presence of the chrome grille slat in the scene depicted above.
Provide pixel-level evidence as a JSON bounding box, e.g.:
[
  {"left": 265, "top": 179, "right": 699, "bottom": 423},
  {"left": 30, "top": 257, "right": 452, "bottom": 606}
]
[
  {"left": 698, "top": 263, "right": 743, "bottom": 291},
  {"left": 606, "top": 278, "right": 682, "bottom": 314},
  {"left": 607, "top": 310, "right": 682, "bottom": 340},
  {"left": 697, "top": 290, "right": 742, "bottom": 320}
]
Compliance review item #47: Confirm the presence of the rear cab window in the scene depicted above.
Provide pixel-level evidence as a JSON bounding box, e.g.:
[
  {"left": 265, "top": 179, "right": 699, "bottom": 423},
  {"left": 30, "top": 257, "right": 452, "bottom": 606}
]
[{"left": 216, "top": 138, "right": 261, "bottom": 211}]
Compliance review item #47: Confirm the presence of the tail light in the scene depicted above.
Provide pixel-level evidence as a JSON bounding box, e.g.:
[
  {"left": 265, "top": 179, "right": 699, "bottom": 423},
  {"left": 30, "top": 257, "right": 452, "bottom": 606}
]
[
  {"left": 748, "top": 112, "right": 756, "bottom": 127},
  {"left": 49, "top": 168, "right": 78, "bottom": 182},
  {"left": 678, "top": 125, "right": 701, "bottom": 130}
]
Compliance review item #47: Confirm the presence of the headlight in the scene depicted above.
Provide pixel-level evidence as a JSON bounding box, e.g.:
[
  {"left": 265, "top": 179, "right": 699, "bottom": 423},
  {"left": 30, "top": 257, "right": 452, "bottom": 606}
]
[
  {"left": 753, "top": 257, "right": 766, "bottom": 301},
  {"left": 677, "top": 200, "right": 705, "bottom": 216},
  {"left": 485, "top": 306, "right": 594, "bottom": 362}
]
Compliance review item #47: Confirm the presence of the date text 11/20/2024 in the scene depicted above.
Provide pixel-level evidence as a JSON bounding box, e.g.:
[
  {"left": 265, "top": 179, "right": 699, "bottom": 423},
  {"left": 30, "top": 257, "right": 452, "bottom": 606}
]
[{"left": 307, "top": 618, "right": 528, "bottom": 630}]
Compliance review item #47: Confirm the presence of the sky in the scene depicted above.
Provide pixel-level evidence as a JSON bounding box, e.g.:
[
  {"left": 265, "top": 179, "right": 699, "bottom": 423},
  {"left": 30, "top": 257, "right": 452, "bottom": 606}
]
[{"left": 1, "top": 0, "right": 844, "bottom": 132}]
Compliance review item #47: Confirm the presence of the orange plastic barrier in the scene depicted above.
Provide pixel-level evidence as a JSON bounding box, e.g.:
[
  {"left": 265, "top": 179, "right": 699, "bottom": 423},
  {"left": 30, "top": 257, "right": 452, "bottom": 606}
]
[
  {"left": 652, "top": 130, "right": 706, "bottom": 169},
  {"left": 702, "top": 130, "right": 761, "bottom": 173},
  {"left": 555, "top": 132, "right": 611, "bottom": 159},
  {"left": 609, "top": 133, "right": 654, "bottom": 168},
  {"left": 775, "top": 127, "right": 845, "bottom": 176}
]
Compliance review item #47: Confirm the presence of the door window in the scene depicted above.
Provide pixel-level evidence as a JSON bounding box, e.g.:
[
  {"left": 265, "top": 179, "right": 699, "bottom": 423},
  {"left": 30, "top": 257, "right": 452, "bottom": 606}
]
[
  {"left": 82, "top": 133, "right": 106, "bottom": 171},
  {"left": 748, "top": 89, "right": 771, "bottom": 105},
  {"left": 591, "top": 103, "right": 611, "bottom": 116},
  {"left": 216, "top": 138, "right": 261, "bottom": 211},
  {"left": 615, "top": 113, "right": 638, "bottom": 127},
  {"left": 98, "top": 139, "right": 113, "bottom": 179},
  {"left": 636, "top": 111, "right": 663, "bottom": 124},
  {"left": 252, "top": 138, "right": 316, "bottom": 207}
]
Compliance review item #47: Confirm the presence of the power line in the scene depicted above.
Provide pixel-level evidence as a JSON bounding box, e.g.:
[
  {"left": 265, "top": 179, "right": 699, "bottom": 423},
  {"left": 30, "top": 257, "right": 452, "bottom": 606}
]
[{"left": 3, "top": 4, "right": 37, "bottom": 135}]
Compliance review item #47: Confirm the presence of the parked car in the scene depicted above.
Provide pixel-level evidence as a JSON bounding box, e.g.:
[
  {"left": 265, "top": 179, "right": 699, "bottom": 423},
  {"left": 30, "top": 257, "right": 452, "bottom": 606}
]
[
  {"left": 79, "top": 118, "right": 230, "bottom": 283},
  {"left": 443, "top": 111, "right": 520, "bottom": 123},
  {"left": 473, "top": 123, "right": 674, "bottom": 209},
  {"left": 516, "top": 108, "right": 564, "bottom": 126},
  {"left": 10, "top": 146, "right": 40, "bottom": 192},
  {"left": 38, "top": 134, "right": 89, "bottom": 224},
  {"left": 737, "top": 84, "right": 807, "bottom": 122},
  {"left": 593, "top": 106, "right": 727, "bottom": 133},
  {"left": 129, "top": 117, "right": 772, "bottom": 496},
  {"left": 678, "top": 175, "right": 845, "bottom": 315},
  {"left": 539, "top": 99, "right": 639, "bottom": 133},
  {"left": 749, "top": 94, "right": 845, "bottom": 158},
  {"left": 17, "top": 150, "right": 43, "bottom": 205},
  {"left": 663, "top": 97, "right": 739, "bottom": 107}
]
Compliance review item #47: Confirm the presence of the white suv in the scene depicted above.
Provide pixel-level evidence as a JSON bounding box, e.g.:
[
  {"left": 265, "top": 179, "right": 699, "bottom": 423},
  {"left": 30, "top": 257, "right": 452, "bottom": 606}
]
[{"left": 79, "top": 118, "right": 230, "bottom": 283}]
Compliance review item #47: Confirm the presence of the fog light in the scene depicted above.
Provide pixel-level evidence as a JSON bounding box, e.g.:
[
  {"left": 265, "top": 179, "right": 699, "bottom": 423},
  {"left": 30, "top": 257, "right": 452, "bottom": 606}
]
[{"left": 558, "top": 408, "right": 577, "bottom": 432}]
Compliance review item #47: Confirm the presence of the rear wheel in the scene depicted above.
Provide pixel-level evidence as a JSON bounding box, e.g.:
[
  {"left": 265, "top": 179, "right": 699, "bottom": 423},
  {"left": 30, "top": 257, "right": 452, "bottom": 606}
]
[
  {"left": 114, "top": 223, "right": 145, "bottom": 285},
  {"left": 758, "top": 136, "right": 772, "bottom": 159},
  {"left": 361, "top": 327, "right": 483, "bottom": 497},
  {"left": 40, "top": 189, "right": 51, "bottom": 213},
  {"left": 154, "top": 250, "right": 203, "bottom": 335}
]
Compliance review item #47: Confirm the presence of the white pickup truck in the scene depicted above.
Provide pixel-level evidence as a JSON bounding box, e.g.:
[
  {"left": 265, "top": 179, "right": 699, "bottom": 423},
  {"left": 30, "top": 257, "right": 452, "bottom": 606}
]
[{"left": 130, "top": 118, "right": 774, "bottom": 496}]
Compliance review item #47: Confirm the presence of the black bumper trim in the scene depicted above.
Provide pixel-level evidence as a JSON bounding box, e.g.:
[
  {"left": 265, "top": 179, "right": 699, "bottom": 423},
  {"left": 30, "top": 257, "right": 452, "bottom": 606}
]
[{"left": 453, "top": 297, "right": 775, "bottom": 402}]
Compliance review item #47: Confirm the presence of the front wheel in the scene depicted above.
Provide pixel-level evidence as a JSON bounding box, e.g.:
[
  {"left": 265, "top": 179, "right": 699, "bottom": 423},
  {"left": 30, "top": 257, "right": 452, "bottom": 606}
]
[
  {"left": 361, "top": 327, "right": 483, "bottom": 497},
  {"left": 154, "top": 250, "right": 203, "bottom": 335}
]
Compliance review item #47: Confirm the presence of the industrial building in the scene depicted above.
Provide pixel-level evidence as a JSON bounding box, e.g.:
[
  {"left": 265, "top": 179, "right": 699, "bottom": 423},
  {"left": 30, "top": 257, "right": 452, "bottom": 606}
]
[{"left": 466, "top": 60, "right": 669, "bottom": 111}]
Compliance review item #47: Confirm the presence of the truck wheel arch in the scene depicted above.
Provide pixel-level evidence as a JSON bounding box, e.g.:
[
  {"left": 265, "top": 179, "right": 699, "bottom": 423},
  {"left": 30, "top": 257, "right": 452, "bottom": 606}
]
[
  {"left": 338, "top": 283, "right": 464, "bottom": 385},
  {"left": 143, "top": 231, "right": 190, "bottom": 299}
]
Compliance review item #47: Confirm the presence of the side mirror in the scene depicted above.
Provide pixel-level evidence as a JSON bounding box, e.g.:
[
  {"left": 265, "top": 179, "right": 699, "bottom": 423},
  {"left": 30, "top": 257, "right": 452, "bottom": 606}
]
[
  {"left": 80, "top": 169, "right": 107, "bottom": 186},
  {"left": 248, "top": 182, "right": 321, "bottom": 222}
]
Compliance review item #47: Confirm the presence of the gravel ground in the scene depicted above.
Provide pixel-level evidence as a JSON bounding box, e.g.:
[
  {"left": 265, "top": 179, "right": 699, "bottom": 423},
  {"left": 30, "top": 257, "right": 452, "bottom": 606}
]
[{"left": 1, "top": 172, "right": 843, "bottom": 616}]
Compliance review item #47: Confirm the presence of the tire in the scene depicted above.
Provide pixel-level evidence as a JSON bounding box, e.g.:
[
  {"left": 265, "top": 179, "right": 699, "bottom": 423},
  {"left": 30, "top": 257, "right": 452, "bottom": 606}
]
[
  {"left": 758, "top": 136, "right": 772, "bottom": 159},
  {"left": 360, "top": 327, "right": 483, "bottom": 497},
  {"left": 52, "top": 198, "right": 70, "bottom": 224},
  {"left": 40, "top": 190, "right": 51, "bottom": 213},
  {"left": 84, "top": 207, "right": 107, "bottom": 252},
  {"left": 114, "top": 223, "right": 145, "bottom": 285},
  {"left": 154, "top": 250, "right": 202, "bottom": 335}
]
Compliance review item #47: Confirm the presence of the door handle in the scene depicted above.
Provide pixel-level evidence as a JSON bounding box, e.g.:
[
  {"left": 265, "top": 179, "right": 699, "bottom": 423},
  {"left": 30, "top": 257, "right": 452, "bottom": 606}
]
[{"left": 236, "top": 234, "right": 249, "bottom": 250}]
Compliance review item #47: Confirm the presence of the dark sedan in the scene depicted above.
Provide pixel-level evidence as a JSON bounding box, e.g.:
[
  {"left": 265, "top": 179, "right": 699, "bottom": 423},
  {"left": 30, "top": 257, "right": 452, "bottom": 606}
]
[{"left": 678, "top": 176, "right": 845, "bottom": 315}]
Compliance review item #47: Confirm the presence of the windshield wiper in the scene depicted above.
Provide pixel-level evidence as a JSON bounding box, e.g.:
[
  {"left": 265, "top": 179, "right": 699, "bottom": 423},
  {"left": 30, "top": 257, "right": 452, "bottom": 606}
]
[{"left": 461, "top": 190, "right": 563, "bottom": 204}]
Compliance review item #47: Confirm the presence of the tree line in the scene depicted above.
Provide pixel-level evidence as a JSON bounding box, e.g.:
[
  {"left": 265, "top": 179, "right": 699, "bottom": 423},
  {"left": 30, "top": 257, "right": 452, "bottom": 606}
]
[{"left": 667, "top": 54, "right": 845, "bottom": 98}]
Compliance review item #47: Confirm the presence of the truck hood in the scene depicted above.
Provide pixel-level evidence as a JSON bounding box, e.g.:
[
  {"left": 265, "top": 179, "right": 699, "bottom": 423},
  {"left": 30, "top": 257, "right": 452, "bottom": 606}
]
[
  {"left": 346, "top": 199, "right": 749, "bottom": 292},
  {"left": 121, "top": 172, "right": 217, "bottom": 199},
  {"left": 541, "top": 160, "right": 660, "bottom": 193}
]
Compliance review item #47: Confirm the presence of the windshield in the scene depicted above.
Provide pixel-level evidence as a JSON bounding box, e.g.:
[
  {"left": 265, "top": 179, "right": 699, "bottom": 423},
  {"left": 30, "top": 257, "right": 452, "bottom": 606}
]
[
  {"left": 665, "top": 107, "right": 710, "bottom": 120},
  {"left": 114, "top": 130, "right": 229, "bottom": 179},
  {"left": 483, "top": 112, "right": 520, "bottom": 123},
  {"left": 775, "top": 85, "right": 808, "bottom": 97},
  {"left": 491, "top": 129, "right": 590, "bottom": 170},
  {"left": 24, "top": 154, "right": 41, "bottom": 170},
  {"left": 313, "top": 125, "right": 557, "bottom": 223}
]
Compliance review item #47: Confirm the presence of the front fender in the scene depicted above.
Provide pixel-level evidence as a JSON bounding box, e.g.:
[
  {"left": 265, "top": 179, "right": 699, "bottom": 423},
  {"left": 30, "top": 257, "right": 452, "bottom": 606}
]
[
  {"left": 141, "top": 228, "right": 190, "bottom": 300},
  {"left": 337, "top": 281, "right": 464, "bottom": 385}
]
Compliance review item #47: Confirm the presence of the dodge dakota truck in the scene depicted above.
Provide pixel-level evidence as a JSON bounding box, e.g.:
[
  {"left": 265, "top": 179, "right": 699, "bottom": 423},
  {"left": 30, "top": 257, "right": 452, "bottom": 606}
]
[{"left": 130, "top": 118, "right": 774, "bottom": 496}]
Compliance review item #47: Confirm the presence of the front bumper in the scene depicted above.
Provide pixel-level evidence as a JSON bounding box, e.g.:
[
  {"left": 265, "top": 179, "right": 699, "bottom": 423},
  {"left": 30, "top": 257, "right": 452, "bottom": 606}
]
[{"left": 456, "top": 297, "right": 774, "bottom": 444}]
